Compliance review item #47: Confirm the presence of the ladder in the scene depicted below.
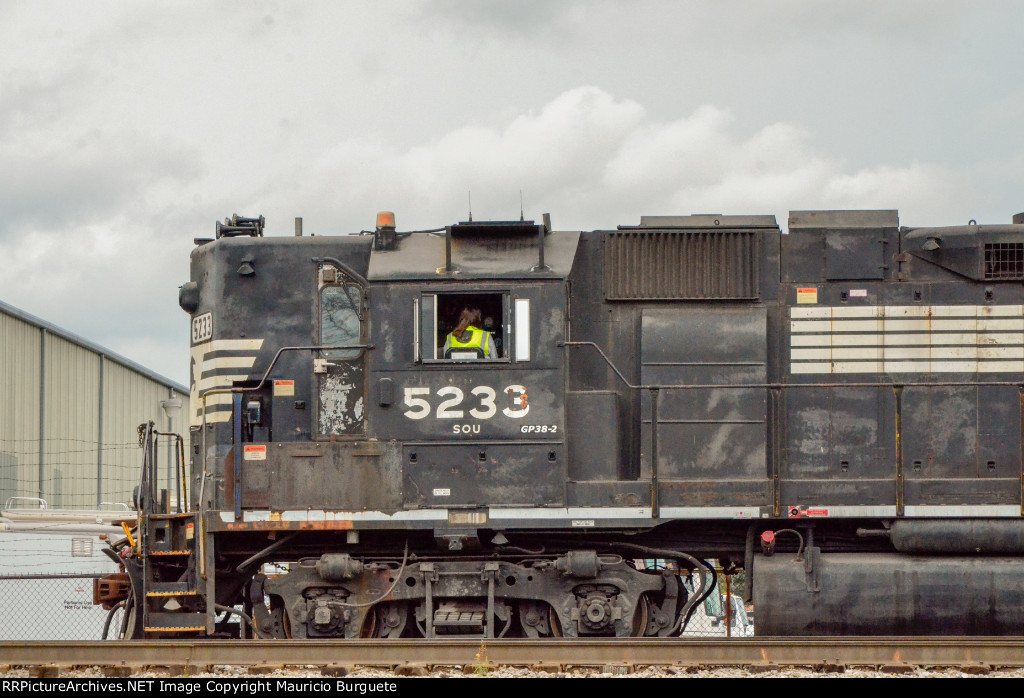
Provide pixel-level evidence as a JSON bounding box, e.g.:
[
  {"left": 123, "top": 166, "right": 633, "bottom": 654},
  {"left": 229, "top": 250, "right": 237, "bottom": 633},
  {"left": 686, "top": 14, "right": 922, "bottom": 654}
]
[{"left": 135, "top": 421, "right": 208, "bottom": 636}]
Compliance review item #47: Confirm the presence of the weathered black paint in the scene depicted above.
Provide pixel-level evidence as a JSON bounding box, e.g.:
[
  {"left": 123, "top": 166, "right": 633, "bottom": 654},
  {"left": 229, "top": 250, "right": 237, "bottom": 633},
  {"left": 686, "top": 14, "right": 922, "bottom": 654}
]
[
  {"left": 164, "top": 208, "right": 1024, "bottom": 638},
  {"left": 754, "top": 553, "right": 1024, "bottom": 635}
]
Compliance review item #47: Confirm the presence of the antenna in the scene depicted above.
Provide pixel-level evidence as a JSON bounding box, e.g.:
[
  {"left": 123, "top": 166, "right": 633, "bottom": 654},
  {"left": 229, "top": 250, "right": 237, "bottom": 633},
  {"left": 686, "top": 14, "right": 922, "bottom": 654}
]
[
  {"left": 468, "top": 191, "right": 472, "bottom": 222},
  {"left": 519, "top": 190, "right": 525, "bottom": 222}
]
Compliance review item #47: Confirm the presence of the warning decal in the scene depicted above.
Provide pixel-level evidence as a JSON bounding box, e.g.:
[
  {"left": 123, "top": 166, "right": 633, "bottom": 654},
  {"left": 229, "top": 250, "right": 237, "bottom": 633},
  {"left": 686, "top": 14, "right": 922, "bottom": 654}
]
[
  {"left": 243, "top": 445, "right": 267, "bottom": 461},
  {"left": 796, "top": 287, "right": 818, "bottom": 304}
]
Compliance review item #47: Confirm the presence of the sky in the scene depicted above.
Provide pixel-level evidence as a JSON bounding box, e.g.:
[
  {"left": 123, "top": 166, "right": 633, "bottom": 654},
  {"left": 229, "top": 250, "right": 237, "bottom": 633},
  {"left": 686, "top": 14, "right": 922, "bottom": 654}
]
[{"left": 1, "top": 1, "right": 1022, "bottom": 385}]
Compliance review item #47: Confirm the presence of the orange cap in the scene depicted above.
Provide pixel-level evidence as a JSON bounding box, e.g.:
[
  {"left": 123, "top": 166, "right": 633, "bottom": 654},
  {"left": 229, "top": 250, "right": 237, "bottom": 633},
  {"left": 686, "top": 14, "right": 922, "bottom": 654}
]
[{"left": 376, "top": 211, "right": 396, "bottom": 228}]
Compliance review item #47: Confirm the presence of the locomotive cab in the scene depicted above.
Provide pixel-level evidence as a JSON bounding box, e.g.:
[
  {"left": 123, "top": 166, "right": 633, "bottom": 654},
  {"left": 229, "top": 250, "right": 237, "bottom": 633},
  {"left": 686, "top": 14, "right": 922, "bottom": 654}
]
[{"left": 364, "top": 218, "right": 575, "bottom": 511}]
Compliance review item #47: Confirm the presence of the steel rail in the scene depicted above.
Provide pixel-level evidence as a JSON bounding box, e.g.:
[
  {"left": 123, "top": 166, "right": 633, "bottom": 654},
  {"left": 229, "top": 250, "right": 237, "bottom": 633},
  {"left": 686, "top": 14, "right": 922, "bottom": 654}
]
[{"left": 3, "top": 638, "right": 1024, "bottom": 669}]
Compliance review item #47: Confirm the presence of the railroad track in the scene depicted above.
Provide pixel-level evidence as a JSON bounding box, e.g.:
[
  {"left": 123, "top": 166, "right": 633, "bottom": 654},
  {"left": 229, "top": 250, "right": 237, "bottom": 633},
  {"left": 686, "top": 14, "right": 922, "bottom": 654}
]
[{"left": 1, "top": 638, "right": 1022, "bottom": 673}]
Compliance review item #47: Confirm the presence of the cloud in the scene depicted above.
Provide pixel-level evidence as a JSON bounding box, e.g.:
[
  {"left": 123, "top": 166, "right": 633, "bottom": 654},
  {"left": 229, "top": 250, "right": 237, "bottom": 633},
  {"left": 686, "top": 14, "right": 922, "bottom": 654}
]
[
  {"left": 416, "top": 0, "right": 589, "bottom": 37},
  {"left": 0, "top": 84, "right": 993, "bottom": 384},
  {"left": 261, "top": 86, "right": 957, "bottom": 232}
]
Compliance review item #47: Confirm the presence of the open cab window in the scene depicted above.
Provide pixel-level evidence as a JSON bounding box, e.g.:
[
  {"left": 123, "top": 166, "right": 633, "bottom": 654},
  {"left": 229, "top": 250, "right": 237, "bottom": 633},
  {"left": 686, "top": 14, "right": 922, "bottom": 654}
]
[{"left": 416, "top": 291, "right": 530, "bottom": 363}]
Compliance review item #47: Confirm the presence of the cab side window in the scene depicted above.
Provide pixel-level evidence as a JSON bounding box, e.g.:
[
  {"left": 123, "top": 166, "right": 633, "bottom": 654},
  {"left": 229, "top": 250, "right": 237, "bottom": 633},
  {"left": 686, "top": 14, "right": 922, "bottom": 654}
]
[
  {"left": 415, "top": 291, "right": 530, "bottom": 363},
  {"left": 437, "top": 293, "right": 504, "bottom": 359}
]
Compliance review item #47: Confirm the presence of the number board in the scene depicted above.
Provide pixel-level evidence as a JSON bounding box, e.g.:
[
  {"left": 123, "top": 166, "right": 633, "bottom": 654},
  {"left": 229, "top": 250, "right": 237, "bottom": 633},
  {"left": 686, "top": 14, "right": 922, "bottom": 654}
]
[{"left": 191, "top": 312, "right": 213, "bottom": 345}]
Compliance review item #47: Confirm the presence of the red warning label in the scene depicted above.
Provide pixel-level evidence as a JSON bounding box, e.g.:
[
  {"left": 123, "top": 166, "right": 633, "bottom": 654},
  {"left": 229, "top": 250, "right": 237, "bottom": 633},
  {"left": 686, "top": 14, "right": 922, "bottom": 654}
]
[
  {"left": 243, "top": 445, "right": 267, "bottom": 461},
  {"left": 796, "top": 287, "right": 818, "bottom": 304}
]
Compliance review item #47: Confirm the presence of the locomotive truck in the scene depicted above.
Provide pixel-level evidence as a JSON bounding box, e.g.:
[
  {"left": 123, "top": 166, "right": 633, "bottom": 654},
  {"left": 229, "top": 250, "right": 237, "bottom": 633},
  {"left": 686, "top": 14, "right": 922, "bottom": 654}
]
[{"left": 98, "top": 208, "right": 1024, "bottom": 638}]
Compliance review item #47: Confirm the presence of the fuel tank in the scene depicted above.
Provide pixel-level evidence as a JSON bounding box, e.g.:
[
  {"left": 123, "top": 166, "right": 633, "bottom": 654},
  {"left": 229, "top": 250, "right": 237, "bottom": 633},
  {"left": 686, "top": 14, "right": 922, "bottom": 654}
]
[{"left": 753, "top": 553, "right": 1024, "bottom": 635}]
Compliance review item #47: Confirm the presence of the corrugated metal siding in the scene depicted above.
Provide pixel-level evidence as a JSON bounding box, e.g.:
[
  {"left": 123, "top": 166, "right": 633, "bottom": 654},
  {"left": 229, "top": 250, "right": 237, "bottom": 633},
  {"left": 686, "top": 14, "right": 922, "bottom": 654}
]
[
  {"left": 0, "top": 313, "right": 41, "bottom": 505},
  {"left": 102, "top": 362, "right": 178, "bottom": 506},
  {"left": 2, "top": 306, "right": 189, "bottom": 509},
  {"left": 43, "top": 335, "right": 100, "bottom": 508},
  {"left": 604, "top": 231, "right": 760, "bottom": 300}
]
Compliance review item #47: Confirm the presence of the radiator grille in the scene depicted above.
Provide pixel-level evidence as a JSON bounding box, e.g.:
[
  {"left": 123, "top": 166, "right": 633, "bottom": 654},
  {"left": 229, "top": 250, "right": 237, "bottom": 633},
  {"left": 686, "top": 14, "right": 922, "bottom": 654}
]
[
  {"left": 604, "top": 231, "right": 759, "bottom": 300},
  {"left": 984, "top": 243, "right": 1024, "bottom": 280}
]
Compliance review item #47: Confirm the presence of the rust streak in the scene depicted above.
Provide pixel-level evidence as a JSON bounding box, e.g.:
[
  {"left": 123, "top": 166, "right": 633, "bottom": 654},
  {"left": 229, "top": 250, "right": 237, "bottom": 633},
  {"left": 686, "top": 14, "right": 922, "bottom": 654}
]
[{"left": 224, "top": 520, "right": 354, "bottom": 532}]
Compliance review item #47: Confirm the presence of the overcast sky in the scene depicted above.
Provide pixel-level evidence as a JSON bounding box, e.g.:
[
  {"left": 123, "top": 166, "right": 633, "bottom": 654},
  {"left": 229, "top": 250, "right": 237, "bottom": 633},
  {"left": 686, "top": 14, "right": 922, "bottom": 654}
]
[{"left": 2, "top": 1, "right": 1022, "bottom": 385}]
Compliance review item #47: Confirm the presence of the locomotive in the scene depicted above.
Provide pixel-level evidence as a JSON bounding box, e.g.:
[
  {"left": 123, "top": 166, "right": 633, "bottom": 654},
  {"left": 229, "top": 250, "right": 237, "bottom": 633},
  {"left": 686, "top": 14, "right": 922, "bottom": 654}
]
[{"left": 100, "top": 207, "right": 1024, "bottom": 638}]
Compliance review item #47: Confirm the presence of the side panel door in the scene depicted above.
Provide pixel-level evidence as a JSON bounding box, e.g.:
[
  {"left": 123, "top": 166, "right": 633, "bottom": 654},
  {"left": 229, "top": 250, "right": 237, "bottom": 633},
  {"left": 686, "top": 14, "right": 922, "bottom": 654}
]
[{"left": 317, "top": 281, "right": 366, "bottom": 436}]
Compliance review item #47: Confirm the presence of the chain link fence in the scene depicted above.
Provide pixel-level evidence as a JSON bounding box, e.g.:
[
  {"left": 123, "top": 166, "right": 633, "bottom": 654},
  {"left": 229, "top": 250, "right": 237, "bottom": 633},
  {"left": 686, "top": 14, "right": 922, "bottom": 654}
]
[
  {"left": 644, "top": 560, "right": 754, "bottom": 638},
  {"left": 0, "top": 573, "right": 123, "bottom": 640},
  {"left": 0, "top": 531, "right": 123, "bottom": 640},
  {"left": 1, "top": 434, "right": 184, "bottom": 511}
]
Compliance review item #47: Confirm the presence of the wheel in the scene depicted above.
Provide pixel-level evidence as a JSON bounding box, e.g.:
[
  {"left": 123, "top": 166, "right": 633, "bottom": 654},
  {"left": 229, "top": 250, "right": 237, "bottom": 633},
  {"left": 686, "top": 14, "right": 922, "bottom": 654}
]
[{"left": 631, "top": 594, "right": 651, "bottom": 637}]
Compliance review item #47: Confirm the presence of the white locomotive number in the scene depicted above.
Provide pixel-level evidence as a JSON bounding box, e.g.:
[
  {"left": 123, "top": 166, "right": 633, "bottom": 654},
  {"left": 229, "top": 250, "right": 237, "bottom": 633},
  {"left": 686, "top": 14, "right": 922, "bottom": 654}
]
[
  {"left": 191, "top": 312, "right": 213, "bottom": 344},
  {"left": 403, "top": 385, "right": 529, "bottom": 420}
]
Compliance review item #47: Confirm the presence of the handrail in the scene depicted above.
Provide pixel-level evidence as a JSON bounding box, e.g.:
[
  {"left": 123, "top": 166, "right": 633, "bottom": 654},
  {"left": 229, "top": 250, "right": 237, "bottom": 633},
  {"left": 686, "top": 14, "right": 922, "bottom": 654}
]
[
  {"left": 196, "top": 343, "right": 374, "bottom": 578},
  {"left": 3, "top": 497, "right": 47, "bottom": 510},
  {"left": 562, "top": 340, "right": 1024, "bottom": 519},
  {"left": 560, "top": 341, "right": 1024, "bottom": 390},
  {"left": 99, "top": 502, "right": 132, "bottom": 511}
]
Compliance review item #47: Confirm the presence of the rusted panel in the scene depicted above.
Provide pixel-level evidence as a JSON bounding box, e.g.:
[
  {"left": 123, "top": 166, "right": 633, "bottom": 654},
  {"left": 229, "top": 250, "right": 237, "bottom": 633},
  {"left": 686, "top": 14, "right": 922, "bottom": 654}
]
[
  {"left": 93, "top": 574, "right": 129, "bottom": 609},
  {"left": 566, "top": 481, "right": 649, "bottom": 507},
  {"left": 222, "top": 520, "right": 354, "bottom": 531},
  {"left": 658, "top": 480, "right": 770, "bottom": 507},
  {"left": 238, "top": 441, "right": 402, "bottom": 512}
]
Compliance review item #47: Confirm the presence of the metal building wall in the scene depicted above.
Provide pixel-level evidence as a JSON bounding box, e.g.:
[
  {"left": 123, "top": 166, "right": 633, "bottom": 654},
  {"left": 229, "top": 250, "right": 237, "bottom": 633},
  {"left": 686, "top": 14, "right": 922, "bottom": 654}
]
[
  {"left": 102, "top": 362, "right": 186, "bottom": 507},
  {"left": 0, "top": 313, "right": 41, "bottom": 506},
  {"left": 43, "top": 334, "right": 100, "bottom": 508},
  {"left": 0, "top": 304, "right": 188, "bottom": 510}
]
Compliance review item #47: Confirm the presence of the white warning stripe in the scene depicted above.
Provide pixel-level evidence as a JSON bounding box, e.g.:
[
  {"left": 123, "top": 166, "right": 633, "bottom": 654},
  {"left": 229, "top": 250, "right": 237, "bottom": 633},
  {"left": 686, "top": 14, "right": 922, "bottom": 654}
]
[
  {"left": 196, "top": 393, "right": 238, "bottom": 408},
  {"left": 190, "top": 339, "right": 265, "bottom": 425},
  {"left": 790, "top": 306, "right": 1024, "bottom": 374},
  {"left": 196, "top": 338, "right": 265, "bottom": 351},
  {"left": 201, "top": 356, "right": 260, "bottom": 372},
  {"left": 791, "top": 361, "right": 1024, "bottom": 374},
  {"left": 790, "top": 332, "right": 1024, "bottom": 347},
  {"left": 791, "top": 346, "right": 1024, "bottom": 361},
  {"left": 792, "top": 318, "right": 1024, "bottom": 333},
  {"left": 791, "top": 304, "right": 1024, "bottom": 319},
  {"left": 196, "top": 373, "right": 253, "bottom": 392}
]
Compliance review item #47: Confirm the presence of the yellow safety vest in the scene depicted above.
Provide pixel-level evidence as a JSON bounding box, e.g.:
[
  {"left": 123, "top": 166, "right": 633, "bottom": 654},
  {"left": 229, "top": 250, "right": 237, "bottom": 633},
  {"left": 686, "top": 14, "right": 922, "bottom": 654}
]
[{"left": 447, "top": 326, "right": 490, "bottom": 357}]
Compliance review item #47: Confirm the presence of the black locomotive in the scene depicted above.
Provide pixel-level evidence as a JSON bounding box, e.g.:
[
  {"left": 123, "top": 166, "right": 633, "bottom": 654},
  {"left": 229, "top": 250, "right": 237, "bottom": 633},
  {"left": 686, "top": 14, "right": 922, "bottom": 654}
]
[{"left": 101, "top": 208, "right": 1024, "bottom": 638}]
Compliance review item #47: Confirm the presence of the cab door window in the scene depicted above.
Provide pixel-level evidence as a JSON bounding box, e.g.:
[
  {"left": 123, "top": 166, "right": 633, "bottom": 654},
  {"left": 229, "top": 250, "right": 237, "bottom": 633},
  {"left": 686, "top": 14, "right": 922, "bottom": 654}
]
[
  {"left": 321, "top": 285, "right": 362, "bottom": 358},
  {"left": 317, "top": 281, "right": 365, "bottom": 436}
]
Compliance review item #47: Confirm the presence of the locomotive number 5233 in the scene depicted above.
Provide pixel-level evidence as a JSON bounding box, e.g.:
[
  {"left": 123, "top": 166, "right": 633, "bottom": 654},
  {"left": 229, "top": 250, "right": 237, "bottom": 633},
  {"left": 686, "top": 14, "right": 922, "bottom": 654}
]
[{"left": 402, "top": 385, "right": 529, "bottom": 420}]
